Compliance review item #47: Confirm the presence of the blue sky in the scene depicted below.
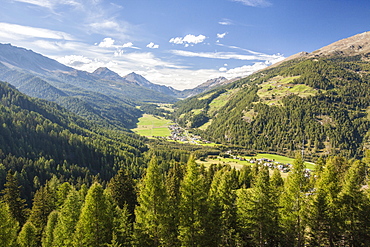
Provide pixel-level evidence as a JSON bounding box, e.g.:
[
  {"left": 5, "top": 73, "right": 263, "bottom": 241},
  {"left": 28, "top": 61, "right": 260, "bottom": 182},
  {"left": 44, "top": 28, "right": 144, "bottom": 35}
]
[{"left": 1, "top": 0, "right": 370, "bottom": 89}]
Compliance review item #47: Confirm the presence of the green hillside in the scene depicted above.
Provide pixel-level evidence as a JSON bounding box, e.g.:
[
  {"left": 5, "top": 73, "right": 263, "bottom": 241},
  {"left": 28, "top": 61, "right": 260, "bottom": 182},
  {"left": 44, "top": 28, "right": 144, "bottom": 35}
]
[
  {"left": 172, "top": 56, "right": 370, "bottom": 159},
  {"left": 0, "top": 81, "right": 147, "bottom": 202}
]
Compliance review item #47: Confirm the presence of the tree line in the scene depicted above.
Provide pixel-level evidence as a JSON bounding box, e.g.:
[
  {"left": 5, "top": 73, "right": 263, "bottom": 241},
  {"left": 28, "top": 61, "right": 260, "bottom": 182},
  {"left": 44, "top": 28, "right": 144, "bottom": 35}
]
[{"left": 2, "top": 153, "right": 370, "bottom": 246}]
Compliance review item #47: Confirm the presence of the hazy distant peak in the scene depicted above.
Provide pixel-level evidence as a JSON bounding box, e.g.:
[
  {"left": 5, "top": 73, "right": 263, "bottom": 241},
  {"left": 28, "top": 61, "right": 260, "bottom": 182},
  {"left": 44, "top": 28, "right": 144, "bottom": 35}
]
[
  {"left": 0, "top": 43, "right": 73, "bottom": 74},
  {"left": 92, "top": 67, "right": 122, "bottom": 80}
]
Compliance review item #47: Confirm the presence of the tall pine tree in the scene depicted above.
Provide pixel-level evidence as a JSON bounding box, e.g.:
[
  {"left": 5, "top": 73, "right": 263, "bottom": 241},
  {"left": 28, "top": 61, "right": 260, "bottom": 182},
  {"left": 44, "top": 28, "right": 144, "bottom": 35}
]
[
  {"left": 134, "top": 156, "right": 168, "bottom": 246},
  {"left": 0, "top": 201, "right": 19, "bottom": 247},
  {"left": 1, "top": 170, "right": 28, "bottom": 226},
  {"left": 178, "top": 156, "right": 208, "bottom": 247},
  {"left": 73, "top": 182, "right": 114, "bottom": 247}
]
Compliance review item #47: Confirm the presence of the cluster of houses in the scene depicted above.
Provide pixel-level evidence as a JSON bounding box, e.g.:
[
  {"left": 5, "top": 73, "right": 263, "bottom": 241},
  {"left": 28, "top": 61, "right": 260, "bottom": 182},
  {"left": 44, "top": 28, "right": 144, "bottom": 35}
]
[
  {"left": 167, "top": 124, "right": 212, "bottom": 144},
  {"left": 168, "top": 124, "right": 188, "bottom": 142},
  {"left": 225, "top": 151, "right": 312, "bottom": 176}
]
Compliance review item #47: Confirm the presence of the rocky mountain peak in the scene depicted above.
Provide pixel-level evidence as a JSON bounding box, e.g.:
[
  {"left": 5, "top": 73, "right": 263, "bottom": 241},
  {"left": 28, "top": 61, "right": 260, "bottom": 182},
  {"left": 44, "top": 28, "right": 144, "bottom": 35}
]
[
  {"left": 92, "top": 67, "right": 122, "bottom": 81},
  {"left": 311, "top": 31, "right": 370, "bottom": 57}
]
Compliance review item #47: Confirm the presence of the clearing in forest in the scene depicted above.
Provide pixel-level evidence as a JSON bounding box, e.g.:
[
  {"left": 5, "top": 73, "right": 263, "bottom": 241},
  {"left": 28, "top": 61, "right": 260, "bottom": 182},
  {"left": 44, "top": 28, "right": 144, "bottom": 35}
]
[{"left": 132, "top": 114, "right": 173, "bottom": 137}]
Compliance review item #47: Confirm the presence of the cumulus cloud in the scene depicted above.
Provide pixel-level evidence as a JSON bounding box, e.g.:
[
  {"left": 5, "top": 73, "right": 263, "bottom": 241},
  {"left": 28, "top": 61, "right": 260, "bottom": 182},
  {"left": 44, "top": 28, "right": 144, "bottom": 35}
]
[
  {"left": 231, "top": 0, "right": 272, "bottom": 7},
  {"left": 219, "top": 67, "right": 228, "bottom": 72},
  {"left": 122, "top": 42, "right": 134, "bottom": 48},
  {"left": 169, "top": 34, "right": 206, "bottom": 46},
  {"left": 217, "top": 32, "right": 227, "bottom": 39},
  {"left": 98, "top": 37, "right": 115, "bottom": 47},
  {"left": 146, "top": 42, "right": 159, "bottom": 49}
]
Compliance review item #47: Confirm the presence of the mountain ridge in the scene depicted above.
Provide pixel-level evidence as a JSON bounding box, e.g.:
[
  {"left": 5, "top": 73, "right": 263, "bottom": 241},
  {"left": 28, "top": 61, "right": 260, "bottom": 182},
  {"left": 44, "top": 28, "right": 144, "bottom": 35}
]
[{"left": 172, "top": 31, "right": 370, "bottom": 158}]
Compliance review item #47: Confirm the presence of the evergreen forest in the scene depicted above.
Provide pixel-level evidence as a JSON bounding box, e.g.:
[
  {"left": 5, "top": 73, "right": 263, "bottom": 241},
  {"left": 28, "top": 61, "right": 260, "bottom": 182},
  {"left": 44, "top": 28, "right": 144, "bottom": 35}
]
[{"left": 1, "top": 53, "right": 370, "bottom": 247}]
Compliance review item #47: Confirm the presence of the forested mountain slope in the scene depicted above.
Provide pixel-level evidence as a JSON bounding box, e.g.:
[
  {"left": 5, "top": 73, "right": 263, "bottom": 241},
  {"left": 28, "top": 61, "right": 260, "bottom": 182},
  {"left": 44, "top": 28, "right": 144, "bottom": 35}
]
[
  {"left": 173, "top": 32, "right": 370, "bottom": 159},
  {"left": 0, "top": 81, "right": 148, "bottom": 202},
  {"left": 0, "top": 43, "right": 177, "bottom": 129}
]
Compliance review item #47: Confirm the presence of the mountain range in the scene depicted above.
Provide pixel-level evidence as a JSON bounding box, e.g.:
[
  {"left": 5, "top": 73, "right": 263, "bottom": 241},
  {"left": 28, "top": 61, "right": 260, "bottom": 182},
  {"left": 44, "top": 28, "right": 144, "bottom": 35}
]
[{"left": 0, "top": 43, "right": 228, "bottom": 129}]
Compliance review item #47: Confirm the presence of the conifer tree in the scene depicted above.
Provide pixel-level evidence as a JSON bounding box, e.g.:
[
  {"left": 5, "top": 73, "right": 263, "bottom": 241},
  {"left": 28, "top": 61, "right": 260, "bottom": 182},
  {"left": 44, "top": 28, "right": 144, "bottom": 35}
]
[
  {"left": 73, "top": 182, "right": 114, "bottom": 247},
  {"left": 163, "top": 162, "right": 183, "bottom": 246},
  {"left": 107, "top": 167, "right": 137, "bottom": 220},
  {"left": 178, "top": 156, "right": 208, "bottom": 247},
  {"left": 337, "top": 160, "right": 370, "bottom": 246},
  {"left": 207, "top": 167, "right": 238, "bottom": 246},
  {"left": 55, "top": 182, "right": 72, "bottom": 208},
  {"left": 134, "top": 156, "right": 168, "bottom": 246},
  {"left": 28, "top": 185, "right": 56, "bottom": 243},
  {"left": 17, "top": 221, "right": 38, "bottom": 247},
  {"left": 279, "top": 156, "right": 308, "bottom": 247},
  {"left": 306, "top": 156, "right": 342, "bottom": 246},
  {"left": 111, "top": 205, "right": 133, "bottom": 247},
  {"left": 0, "top": 201, "right": 19, "bottom": 247},
  {"left": 237, "top": 166, "right": 280, "bottom": 246},
  {"left": 42, "top": 210, "right": 58, "bottom": 247},
  {"left": 53, "top": 189, "right": 83, "bottom": 246},
  {"left": 1, "top": 170, "right": 28, "bottom": 226},
  {"left": 238, "top": 165, "right": 252, "bottom": 189}
]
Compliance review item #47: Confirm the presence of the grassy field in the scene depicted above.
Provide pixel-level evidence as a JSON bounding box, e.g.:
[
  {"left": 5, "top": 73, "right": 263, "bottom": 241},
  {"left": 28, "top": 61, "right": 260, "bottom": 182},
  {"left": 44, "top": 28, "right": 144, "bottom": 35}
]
[
  {"left": 132, "top": 114, "right": 173, "bottom": 137},
  {"left": 197, "top": 153, "right": 315, "bottom": 170},
  {"left": 257, "top": 75, "right": 317, "bottom": 105}
]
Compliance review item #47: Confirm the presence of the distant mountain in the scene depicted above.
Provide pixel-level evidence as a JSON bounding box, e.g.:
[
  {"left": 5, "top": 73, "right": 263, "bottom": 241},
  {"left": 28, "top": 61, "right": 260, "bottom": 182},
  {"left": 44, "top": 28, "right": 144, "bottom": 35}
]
[
  {"left": 0, "top": 43, "right": 73, "bottom": 75},
  {"left": 0, "top": 43, "right": 177, "bottom": 129},
  {"left": 92, "top": 67, "right": 128, "bottom": 82},
  {"left": 177, "top": 77, "right": 229, "bottom": 98},
  {"left": 122, "top": 72, "right": 180, "bottom": 96},
  {"left": 92, "top": 67, "right": 235, "bottom": 98},
  {"left": 172, "top": 31, "right": 370, "bottom": 159}
]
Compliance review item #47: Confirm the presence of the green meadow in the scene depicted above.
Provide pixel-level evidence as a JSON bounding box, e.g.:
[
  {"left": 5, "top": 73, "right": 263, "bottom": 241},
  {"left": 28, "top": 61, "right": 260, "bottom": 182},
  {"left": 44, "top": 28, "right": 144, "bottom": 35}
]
[{"left": 132, "top": 114, "right": 173, "bottom": 137}]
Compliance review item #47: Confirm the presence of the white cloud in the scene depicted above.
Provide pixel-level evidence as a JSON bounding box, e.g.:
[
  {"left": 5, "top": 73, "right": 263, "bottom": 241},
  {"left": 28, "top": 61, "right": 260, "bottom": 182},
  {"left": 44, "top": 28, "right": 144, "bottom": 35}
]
[
  {"left": 122, "top": 42, "right": 134, "bottom": 48},
  {"left": 13, "top": 0, "right": 81, "bottom": 9},
  {"left": 169, "top": 34, "right": 207, "bottom": 45},
  {"left": 231, "top": 0, "right": 272, "bottom": 7},
  {"left": 98, "top": 37, "right": 115, "bottom": 47},
  {"left": 57, "top": 55, "right": 92, "bottom": 66},
  {"left": 0, "top": 22, "right": 74, "bottom": 41},
  {"left": 219, "top": 67, "right": 228, "bottom": 72},
  {"left": 90, "top": 20, "right": 121, "bottom": 32},
  {"left": 219, "top": 19, "right": 233, "bottom": 25},
  {"left": 217, "top": 32, "right": 227, "bottom": 39},
  {"left": 146, "top": 42, "right": 159, "bottom": 49},
  {"left": 170, "top": 50, "right": 284, "bottom": 61}
]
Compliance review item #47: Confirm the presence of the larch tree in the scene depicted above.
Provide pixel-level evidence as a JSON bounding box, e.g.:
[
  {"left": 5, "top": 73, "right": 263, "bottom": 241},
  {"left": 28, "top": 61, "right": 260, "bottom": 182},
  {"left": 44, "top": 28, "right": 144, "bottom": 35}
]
[
  {"left": 337, "top": 160, "right": 370, "bottom": 246},
  {"left": 52, "top": 188, "right": 83, "bottom": 247},
  {"left": 279, "top": 156, "right": 309, "bottom": 247},
  {"left": 178, "top": 156, "right": 208, "bottom": 247},
  {"left": 134, "top": 156, "right": 168, "bottom": 246},
  {"left": 73, "top": 182, "right": 114, "bottom": 247},
  {"left": 41, "top": 210, "right": 59, "bottom": 247},
  {"left": 17, "top": 221, "right": 38, "bottom": 247},
  {"left": 207, "top": 167, "right": 238, "bottom": 247},
  {"left": 237, "top": 165, "right": 280, "bottom": 246},
  {"left": 0, "top": 201, "right": 19, "bottom": 247},
  {"left": 305, "top": 156, "right": 343, "bottom": 246}
]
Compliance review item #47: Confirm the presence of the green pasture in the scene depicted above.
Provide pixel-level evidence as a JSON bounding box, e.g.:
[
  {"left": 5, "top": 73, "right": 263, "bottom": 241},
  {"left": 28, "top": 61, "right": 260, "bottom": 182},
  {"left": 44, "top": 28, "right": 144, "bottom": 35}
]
[
  {"left": 132, "top": 114, "right": 173, "bottom": 137},
  {"left": 198, "top": 153, "right": 315, "bottom": 170}
]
